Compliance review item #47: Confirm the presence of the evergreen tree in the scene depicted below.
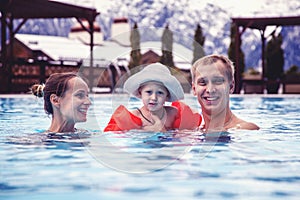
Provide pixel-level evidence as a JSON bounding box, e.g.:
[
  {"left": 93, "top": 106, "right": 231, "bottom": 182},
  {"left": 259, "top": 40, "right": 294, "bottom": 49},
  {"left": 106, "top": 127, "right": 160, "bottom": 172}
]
[
  {"left": 128, "top": 22, "right": 141, "bottom": 69},
  {"left": 192, "top": 23, "right": 205, "bottom": 64},
  {"left": 265, "top": 33, "right": 284, "bottom": 93},
  {"left": 228, "top": 22, "right": 245, "bottom": 93},
  {"left": 160, "top": 24, "right": 175, "bottom": 68}
]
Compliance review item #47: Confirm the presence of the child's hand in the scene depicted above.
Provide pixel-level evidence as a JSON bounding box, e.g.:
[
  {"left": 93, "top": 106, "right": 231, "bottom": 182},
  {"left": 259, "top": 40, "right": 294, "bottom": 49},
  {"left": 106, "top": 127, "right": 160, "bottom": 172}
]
[{"left": 142, "top": 114, "right": 166, "bottom": 132}]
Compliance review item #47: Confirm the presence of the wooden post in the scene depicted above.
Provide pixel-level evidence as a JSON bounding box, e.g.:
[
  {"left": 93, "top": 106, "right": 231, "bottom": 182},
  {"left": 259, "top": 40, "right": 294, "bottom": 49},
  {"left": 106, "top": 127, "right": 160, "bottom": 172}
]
[
  {"left": 1, "top": 10, "right": 8, "bottom": 93},
  {"left": 234, "top": 24, "right": 241, "bottom": 94},
  {"left": 260, "top": 28, "right": 266, "bottom": 91},
  {"left": 88, "top": 19, "right": 94, "bottom": 90},
  {"left": 7, "top": 14, "right": 14, "bottom": 93}
]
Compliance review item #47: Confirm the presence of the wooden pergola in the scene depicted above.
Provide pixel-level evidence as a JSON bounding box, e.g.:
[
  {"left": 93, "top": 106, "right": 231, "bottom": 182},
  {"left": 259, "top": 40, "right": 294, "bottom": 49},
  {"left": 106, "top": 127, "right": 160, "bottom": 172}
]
[
  {"left": 0, "top": 0, "right": 99, "bottom": 93},
  {"left": 231, "top": 16, "right": 300, "bottom": 94}
]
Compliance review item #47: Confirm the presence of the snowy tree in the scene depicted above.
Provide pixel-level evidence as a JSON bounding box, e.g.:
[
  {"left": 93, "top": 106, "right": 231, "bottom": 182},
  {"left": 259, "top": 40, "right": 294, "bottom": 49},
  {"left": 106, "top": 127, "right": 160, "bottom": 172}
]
[
  {"left": 160, "top": 24, "right": 174, "bottom": 68},
  {"left": 192, "top": 23, "right": 205, "bottom": 64},
  {"left": 128, "top": 22, "right": 141, "bottom": 69}
]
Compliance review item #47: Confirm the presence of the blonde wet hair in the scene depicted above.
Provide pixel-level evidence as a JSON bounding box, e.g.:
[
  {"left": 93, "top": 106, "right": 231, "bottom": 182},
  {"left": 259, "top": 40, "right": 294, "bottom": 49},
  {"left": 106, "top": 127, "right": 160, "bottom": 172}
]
[{"left": 191, "top": 54, "right": 235, "bottom": 83}]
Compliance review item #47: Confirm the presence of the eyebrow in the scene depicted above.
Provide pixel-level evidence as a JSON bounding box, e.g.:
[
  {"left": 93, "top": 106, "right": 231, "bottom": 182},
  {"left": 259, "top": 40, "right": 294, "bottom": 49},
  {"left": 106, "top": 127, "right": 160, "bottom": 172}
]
[
  {"left": 74, "top": 89, "right": 87, "bottom": 93},
  {"left": 196, "top": 76, "right": 225, "bottom": 81}
]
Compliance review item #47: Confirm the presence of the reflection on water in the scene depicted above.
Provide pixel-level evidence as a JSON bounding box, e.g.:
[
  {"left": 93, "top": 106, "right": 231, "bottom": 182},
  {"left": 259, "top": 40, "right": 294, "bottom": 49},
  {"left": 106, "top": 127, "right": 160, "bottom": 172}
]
[
  {"left": 1, "top": 95, "right": 300, "bottom": 199},
  {"left": 83, "top": 130, "right": 231, "bottom": 174},
  {"left": 6, "top": 131, "right": 92, "bottom": 149}
]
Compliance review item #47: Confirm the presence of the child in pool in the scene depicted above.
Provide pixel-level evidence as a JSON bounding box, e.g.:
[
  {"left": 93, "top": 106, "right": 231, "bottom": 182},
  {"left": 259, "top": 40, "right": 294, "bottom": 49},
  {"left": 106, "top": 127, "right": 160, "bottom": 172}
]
[
  {"left": 31, "top": 72, "right": 92, "bottom": 133},
  {"left": 104, "top": 63, "right": 201, "bottom": 132}
]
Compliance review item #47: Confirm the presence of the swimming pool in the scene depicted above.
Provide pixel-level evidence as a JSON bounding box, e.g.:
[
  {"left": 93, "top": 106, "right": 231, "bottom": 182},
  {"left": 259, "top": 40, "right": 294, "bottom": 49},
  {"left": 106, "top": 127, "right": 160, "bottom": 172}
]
[{"left": 1, "top": 94, "right": 300, "bottom": 199}]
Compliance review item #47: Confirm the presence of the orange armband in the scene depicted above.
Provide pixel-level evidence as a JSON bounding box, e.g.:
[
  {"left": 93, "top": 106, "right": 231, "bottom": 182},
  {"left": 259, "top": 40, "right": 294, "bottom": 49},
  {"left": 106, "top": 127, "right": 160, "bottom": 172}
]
[
  {"left": 171, "top": 101, "right": 202, "bottom": 130},
  {"left": 104, "top": 105, "right": 142, "bottom": 132}
]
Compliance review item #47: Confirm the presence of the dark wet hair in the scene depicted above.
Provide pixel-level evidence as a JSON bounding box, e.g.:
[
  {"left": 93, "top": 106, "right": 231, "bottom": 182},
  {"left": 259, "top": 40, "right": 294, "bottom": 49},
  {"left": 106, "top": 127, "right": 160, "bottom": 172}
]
[{"left": 31, "top": 72, "right": 81, "bottom": 115}]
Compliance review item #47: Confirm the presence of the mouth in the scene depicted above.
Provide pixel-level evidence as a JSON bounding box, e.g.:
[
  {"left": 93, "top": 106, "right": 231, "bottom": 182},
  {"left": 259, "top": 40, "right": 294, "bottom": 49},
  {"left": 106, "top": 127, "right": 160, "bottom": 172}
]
[
  {"left": 78, "top": 107, "right": 89, "bottom": 115},
  {"left": 147, "top": 102, "right": 160, "bottom": 111},
  {"left": 204, "top": 96, "right": 219, "bottom": 101},
  {"left": 202, "top": 96, "right": 220, "bottom": 104},
  {"left": 148, "top": 102, "right": 157, "bottom": 106}
]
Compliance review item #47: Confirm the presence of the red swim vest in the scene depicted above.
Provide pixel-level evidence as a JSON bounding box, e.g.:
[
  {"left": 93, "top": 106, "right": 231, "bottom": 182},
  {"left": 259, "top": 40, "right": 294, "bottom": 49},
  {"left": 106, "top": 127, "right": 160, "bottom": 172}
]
[{"left": 103, "top": 101, "right": 201, "bottom": 132}]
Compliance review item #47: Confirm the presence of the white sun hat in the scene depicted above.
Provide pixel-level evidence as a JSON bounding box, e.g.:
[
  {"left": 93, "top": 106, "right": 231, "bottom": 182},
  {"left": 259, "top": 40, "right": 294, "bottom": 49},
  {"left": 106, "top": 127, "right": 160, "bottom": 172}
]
[{"left": 123, "top": 62, "right": 184, "bottom": 102}]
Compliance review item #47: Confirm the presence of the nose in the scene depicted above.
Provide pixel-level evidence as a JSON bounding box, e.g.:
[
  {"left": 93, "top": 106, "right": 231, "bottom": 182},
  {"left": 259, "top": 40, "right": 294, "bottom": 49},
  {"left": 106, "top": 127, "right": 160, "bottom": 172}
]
[
  {"left": 206, "top": 81, "right": 216, "bottom": 93},
  {"left": 84, "top": 97, "right": 92, "bottom": 105},
  {"left": 150, "top": 93, "right": 157, "bottom": 100}
]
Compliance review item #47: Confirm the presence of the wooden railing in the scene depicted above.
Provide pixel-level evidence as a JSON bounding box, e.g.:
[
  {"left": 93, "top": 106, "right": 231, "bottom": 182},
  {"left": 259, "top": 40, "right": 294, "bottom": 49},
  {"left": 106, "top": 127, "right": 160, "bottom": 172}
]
[
  {"left": 1, "top": 60, "right": 127, "bottom": 94},
  {"left": 243, "top": 78, "right": 300, "bottom": 94}
]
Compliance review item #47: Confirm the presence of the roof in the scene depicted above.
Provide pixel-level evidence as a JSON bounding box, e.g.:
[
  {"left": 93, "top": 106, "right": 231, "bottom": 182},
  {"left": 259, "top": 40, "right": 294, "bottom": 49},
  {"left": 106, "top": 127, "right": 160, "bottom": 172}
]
[
  {"left": 0, "top": 0, "right": 99, "bottom": 21},
  {"left": 113, "top": 17, "right": 129, "bottom": 23},
  {"left": 14, "top": 34, "right": 193, "bottom": 69},
  {"left": 232, "top": 16, "right": 300, "bottom": 30},
  {"left": 70, "top": 20, "right": 101, "bottom": 32},
  {"left": 88, "top": 41, "right": 131, "bottom": 66},
  {"left": 140, "top": 41, "right": 193, "bottom": 70},
  {"left": 15, "top": 34, "right": 90, "bottom": 62},
  {"left": 94, "top": 41, "right": 193, "bottom": 70},
  {"left": 0, "top": 0, "right": 100, "bottom": 70}
]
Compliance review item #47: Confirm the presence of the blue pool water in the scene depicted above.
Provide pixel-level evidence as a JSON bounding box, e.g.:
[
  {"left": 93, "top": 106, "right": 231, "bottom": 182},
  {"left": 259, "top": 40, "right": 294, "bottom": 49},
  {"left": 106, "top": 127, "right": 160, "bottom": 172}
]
[{"left": 1, "top": 94, "right": 300, "bottom": 199}]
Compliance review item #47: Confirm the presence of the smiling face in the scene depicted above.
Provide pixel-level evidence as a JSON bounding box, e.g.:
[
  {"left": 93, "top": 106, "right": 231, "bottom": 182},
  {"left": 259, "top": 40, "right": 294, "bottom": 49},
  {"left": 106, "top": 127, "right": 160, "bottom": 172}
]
[
  {"left": 139, "top": 81, "right": 169, "bottom": 112},
  {"left": 58, "top": 77, "right": 91, "bottom": 123},
  {"left": 192, "top": 60, "right": 234, "bottom": 116}
]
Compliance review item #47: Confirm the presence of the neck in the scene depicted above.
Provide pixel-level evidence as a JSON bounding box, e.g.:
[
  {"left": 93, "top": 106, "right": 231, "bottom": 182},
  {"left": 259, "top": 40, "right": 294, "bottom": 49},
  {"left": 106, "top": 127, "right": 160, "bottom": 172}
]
[
  {"left": 48, "top": 117, "right": 76, "bottom": 133},
  {"left": 202, "top": 110, "right": 233, "bottom": 131},
  {"left": 150, "top": 108, "right": 165, "bottom": 120},
  {"left": 139, "top": 107, "right": 165, "bottom": 125}
]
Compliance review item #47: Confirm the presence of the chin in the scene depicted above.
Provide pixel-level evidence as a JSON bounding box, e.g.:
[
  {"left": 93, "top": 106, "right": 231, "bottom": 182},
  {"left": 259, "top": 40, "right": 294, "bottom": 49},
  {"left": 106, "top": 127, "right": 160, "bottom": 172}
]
[
  {"left": 203, "top": 106, "right": 219, "bottom": 114},
  {"left": 80, "top": 118, "right": 87, "bottom": 122},
  {"left": 148, "top": 106, "right": 159, "bottom": 112},
  {"left": 75, "top": 116, "right": 87, "bottom": 123}
]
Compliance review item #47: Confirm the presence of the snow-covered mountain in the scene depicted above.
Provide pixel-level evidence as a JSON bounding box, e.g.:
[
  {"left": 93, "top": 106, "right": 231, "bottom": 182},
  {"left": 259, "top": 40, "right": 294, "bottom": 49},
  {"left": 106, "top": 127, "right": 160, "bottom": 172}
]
[{"left": 8, "top": 0, "right": 300, "bottom": 71}]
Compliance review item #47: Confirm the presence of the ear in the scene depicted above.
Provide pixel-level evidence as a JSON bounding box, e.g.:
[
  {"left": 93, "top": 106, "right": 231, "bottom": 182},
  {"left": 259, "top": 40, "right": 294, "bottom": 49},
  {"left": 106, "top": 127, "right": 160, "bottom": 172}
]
[
  {"left": 192, "top": 83, "right": 197, "bottom": 96},
  {"left": 136, "top": 88, "right": 142, "bottom": 98},
  {"left": 229, "top": 80, "right": 235, "bottom": 94},
  {"left": 50, "top": 94, "right": 60, "bottom": 108}
]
